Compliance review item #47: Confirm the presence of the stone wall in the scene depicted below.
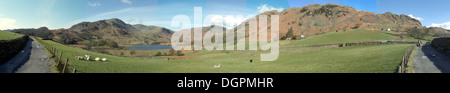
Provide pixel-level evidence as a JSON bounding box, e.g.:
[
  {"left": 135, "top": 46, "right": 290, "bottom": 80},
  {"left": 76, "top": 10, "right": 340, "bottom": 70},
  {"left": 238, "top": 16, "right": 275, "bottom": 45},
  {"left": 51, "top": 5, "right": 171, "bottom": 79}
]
[
  {"left": 431, "top": 37, "right": 450, "bottom": 55},
  {"left": 0, "top": 35, "right": 29, "bottom": 64}
]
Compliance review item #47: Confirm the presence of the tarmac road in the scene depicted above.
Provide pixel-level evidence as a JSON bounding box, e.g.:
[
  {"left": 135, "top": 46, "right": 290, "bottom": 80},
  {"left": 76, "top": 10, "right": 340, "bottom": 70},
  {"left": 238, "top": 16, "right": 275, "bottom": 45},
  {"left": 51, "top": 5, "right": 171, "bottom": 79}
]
[
  {"left": 414, "top": 44, "right": 450, "bottom": 73},
  {"left": 0, "top": 38, "right": 51, "bottom": 73}
]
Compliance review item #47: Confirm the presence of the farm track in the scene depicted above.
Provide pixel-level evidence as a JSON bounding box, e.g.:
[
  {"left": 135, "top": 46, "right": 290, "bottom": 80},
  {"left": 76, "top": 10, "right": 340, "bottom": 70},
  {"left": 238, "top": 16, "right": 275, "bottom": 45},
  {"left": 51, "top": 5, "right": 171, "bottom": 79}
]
[
  {"left": 0, "top": 38, "right": 51, "bottom": 73},
  {"left": 414, "top": 44, "right": 450, "bottom": 73}
]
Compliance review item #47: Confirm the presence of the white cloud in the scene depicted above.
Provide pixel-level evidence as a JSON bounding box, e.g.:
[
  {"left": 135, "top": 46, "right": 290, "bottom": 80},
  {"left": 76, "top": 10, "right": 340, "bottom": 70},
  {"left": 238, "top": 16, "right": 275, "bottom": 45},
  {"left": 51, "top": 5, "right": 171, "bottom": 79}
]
[
  {"left": 257, "top": 4, "right": 284, "bottom": 13},
  {"left": 121, "top": 0, "right": 132, "bottom": 4},
  {"left": 88, "top": 2, "right": 101, "bottom": 7},
  {"left": 431, "top": 22, "right": 450, "bottom": 30},
  {"left": 408, "top": 14, "right": 424, "bottom": 21},
  {"left": 210, "top": 15, "right": 246, "bottom": 28},
  {"left": 0, "top": 18, "right": 18, "bottom": 30}
]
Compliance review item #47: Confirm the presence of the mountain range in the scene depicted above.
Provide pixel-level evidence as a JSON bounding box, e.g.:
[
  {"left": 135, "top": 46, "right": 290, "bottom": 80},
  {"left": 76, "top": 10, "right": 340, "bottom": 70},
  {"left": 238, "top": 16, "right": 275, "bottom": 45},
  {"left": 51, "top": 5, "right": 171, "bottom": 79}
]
[{"left": 12, "top": 3, "right": 450, "bottom": 46}]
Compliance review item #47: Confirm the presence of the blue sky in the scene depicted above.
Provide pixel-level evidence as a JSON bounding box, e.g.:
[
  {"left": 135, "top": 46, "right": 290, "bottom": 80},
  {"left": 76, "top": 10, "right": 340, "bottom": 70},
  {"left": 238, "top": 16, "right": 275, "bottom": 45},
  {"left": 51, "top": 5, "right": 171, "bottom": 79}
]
[{"left": 1, "top": 0, "right": 450, "bottom": 30}]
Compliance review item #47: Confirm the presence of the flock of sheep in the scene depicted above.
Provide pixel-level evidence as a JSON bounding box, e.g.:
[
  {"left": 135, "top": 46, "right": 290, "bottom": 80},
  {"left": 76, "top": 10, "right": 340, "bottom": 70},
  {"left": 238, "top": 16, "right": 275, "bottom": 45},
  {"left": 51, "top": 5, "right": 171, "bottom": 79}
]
[{"left": 75, "top": 55, "right": 107, "bottom": 62}]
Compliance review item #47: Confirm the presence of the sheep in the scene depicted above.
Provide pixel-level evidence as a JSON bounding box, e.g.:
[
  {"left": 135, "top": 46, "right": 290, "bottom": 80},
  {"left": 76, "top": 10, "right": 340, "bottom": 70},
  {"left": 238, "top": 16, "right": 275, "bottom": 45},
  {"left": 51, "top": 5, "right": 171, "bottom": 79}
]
[
  {"left": 85, "top": 55, "right": 91, "bottom": 61},
  {"left": 102, "top": 58, "right": 107, "bottom": 61},
  {"left": 95, "top": 57, "right": 100, "bottom": 61},
  {"left": 214, "top": 64, "right": 221, "bottom": 68},
  {"left": 75, "top": 56, "right": 84, "bottom": 60}
]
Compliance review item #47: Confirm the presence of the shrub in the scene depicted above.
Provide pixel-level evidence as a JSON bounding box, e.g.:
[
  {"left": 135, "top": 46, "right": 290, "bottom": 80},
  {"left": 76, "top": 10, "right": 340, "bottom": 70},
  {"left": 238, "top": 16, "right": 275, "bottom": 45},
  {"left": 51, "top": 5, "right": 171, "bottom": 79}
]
[
  {"left": 407, "top": 27, "right": 429, "bottom": 39},
  {"left": 155, "top": 51, "right": 162, "bottom": 56},
  {"left": 286, "top": 27, "right": 294, "bottom": 38},
  {"left": 292, "top": 36, "right": 298, "bottom": 40},
  {"left": 107, "top": 40, "right": 119, "bottom": 48},
  {"left": 280, "top": 36, "right": 287, "bottom": 40},
  {"left": 168, "top": 48, "right": 176, "bottom": 56},
  {"left": 130, "top": 50, "right": 136, "bottom": 56},
  {"left": 176, "top": 50, "right": 184, "bottom": 56}
]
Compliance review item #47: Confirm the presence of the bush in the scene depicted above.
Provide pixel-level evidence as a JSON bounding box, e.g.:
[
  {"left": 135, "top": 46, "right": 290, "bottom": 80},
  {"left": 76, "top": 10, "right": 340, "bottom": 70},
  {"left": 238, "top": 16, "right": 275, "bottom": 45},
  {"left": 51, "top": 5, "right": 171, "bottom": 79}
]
[
  {"left": 286, "top": 27, "right": 294, "bottom": 38},
  {"left": 168, "top": 48, "right": 176, "bottom": 56},
  {"left": 107, "top": 40, "right": 119, "bottom": 48},
  {"left": 407, "top": 27, "right": 429, "bottom": 39},
  {"left": 130, "top": 50, "right": 136, "bottom": 56},
  {"left": 280, "top": 36, "right": 287, "bottom": 40},
  {"left": 292, "top": 36, "right": 298, "bottom": 40},
  {"left": 155, "top": 51, "right": 162, "bottom": 56},
  {"left": 98, "top": 39, "right": 107, "bottom": 46},
  {"left": 176, "top": 50, "right": 184, "bottom": 56}
]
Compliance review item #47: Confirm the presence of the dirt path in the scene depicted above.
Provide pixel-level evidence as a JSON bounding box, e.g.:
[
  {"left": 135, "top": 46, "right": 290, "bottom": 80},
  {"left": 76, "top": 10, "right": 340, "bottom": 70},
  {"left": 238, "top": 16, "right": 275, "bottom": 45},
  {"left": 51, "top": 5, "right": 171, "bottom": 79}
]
[
  {"left": 414, "top": 44, "right": 450, "bottom": 73},
  {"left": 0, "top": 38, "right": 51, "bottom": 73}
]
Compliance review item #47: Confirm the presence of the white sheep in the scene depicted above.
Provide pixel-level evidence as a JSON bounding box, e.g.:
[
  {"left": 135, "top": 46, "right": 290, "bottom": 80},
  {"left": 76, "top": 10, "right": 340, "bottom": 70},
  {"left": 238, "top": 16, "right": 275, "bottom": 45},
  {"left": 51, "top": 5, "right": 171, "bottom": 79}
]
[
  {"left": 214, "top": 64, "right": 221, "bottom": 68},
  {"left": 75, "top": 56, "right": 84, "bottom": 60},
  {"left": 102, "top": 58, "right": 107, "bottom": 61},
  {"left": 85, "top": 55, "right": 91, "bottom": 61},
  {"left": 95, "top": 57, "right": 100, "bottom": 61}
]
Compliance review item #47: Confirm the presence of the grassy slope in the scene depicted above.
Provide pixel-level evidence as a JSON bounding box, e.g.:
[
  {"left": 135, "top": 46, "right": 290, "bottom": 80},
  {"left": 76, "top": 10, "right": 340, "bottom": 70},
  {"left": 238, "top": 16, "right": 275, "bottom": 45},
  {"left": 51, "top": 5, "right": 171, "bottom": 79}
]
[
  {"left": 38, "top": 28, "right": 412, "bottom": 73},
  {"left": 403, "top": 36, "right": 437, "bottom": 42},
  {"left": 0, "top": 30, "right": 23, "bottom": 40},
  {"left": 286, "top": 29, "right": 397, "bottom": 46}
]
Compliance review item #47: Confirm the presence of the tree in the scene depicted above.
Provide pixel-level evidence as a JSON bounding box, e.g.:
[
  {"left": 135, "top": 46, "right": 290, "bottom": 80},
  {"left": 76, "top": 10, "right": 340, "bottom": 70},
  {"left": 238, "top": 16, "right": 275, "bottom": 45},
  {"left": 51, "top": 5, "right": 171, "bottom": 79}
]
[
  {"left": 155, "top": 51, "right": 162, "bottom": 56},
  {"left": 280, "top": 36, "right": 287, "bottom": 40},
  {"left": 407, "top": 27, "right": 429, "bottom": 39},
  {"left": 130, "top": 50, "right": 136, "bottom": 56},
  {"left": 175, "top": 50, "right": 184, "bottom": 56},
  {"left": 292, "top": 36, "right": 298, "bottom": 40},
  {"left": 98, "top": 39, "right": 107, "bottom": 46},
  {"left": 107, "top": 40, "right": 119, "bottom": 48},
  {"left": 168, "top": 48, "right": 176, "bottom": 56},
  {"left": 286, "top": 27, "right": 294, "bottom": 38}
]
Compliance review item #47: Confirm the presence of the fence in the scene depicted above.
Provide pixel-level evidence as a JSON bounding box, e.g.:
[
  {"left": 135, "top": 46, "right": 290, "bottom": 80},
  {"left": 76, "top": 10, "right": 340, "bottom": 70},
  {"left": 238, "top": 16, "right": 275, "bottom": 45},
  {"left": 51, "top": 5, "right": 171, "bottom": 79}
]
[
  {"left": 282, "top": 40, "right": 416, "bottom": 48},
  {"left": 397, "top": 45, "right": 415, "bottom": 73},
  {"left": 32, "top": 37, "right": 75, "bottom": 73}
]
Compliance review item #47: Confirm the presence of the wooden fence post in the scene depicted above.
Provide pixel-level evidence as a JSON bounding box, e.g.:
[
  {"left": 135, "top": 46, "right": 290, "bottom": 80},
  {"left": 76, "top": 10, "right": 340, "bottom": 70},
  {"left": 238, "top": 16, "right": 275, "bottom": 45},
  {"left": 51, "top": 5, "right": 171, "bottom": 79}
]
[
  {"left": 59, "top": 52, "right": 63, "bottom": 62},
  {"left": 401, "top": 56, "right": 405, "bottom": 73},
  {"left": 62, "top": 58, "right": 69, "bottom": 73},
  {"left": 56, "top": 51, "right": 60, "bottom": 66},
  {"left": 73, "top": 68, "right": 77, "bottom": 73}
]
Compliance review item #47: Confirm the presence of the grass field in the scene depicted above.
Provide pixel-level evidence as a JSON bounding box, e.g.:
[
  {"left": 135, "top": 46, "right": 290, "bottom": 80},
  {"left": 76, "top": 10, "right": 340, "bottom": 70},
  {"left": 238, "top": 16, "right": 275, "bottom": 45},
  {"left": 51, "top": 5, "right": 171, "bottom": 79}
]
[
  {"left": 286, "top": 29, "right": 397, "bottom": 46},
  {"left": 403, "top": 36, "right": 437, "bottom": 42},
  {"left": 37, "top": 28, "right": 412, "bottom": 73},
  {"left": 0, "top": 30, "right": 23, "bottom": 40}
]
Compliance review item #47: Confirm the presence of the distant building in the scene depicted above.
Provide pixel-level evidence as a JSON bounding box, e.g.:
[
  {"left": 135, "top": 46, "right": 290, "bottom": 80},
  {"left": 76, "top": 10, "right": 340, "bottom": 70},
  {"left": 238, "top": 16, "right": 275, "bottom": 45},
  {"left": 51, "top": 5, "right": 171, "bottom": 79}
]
[{"left": 299, "top": 35, "right": 305, "bottom": 38}]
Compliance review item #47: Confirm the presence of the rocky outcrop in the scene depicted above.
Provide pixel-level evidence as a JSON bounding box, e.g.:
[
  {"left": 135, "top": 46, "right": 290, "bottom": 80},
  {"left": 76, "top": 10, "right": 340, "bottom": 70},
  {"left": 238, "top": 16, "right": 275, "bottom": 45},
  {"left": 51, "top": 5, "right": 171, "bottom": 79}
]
[{"left": 235, "top": 3, "right": 423, "bottom": 38}]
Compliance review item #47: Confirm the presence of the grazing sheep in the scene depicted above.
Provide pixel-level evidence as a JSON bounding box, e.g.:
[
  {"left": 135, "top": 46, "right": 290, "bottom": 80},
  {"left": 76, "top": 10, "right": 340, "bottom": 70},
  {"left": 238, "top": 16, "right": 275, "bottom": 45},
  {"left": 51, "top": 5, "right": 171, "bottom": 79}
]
[
  {"left": 95, "top": 57, "right": 100, "bottom": 61},
  {"left": 85, "top": 55, "right": 91, "bottom": 61},
  {"left": 214, "top": 64, "right": 221, "bottom": 68},
  {"left": 75, "top": 56, "right": 84, "bottom": 60},
  {"left": 102, "top": 58, "right": 107, "bottom": 61}
]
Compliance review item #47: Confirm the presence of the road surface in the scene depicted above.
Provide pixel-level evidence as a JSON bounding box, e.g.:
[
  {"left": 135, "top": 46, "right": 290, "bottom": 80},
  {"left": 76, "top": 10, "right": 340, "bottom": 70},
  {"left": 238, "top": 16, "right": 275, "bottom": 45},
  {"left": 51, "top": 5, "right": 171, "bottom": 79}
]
[
  {"left": 0, "top": 38, "right": 51, "bottom": 73},
  {"left": 414, "top": 44, "right": 450, "bottom": 73}
]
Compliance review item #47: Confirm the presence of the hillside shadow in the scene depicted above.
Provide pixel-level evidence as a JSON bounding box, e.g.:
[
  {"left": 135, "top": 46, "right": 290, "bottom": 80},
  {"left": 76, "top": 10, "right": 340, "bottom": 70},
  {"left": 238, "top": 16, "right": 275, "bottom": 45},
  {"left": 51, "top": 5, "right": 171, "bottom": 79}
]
[{"left": 421, "top": 44, "right": 450, "bottom": 73}]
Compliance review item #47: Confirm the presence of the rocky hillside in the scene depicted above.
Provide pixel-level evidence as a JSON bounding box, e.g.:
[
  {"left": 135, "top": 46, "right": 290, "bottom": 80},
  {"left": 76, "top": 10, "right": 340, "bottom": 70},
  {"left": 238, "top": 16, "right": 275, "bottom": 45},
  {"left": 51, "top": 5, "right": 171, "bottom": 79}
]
[
  {"left": 13, "top": 18, "right": 174, "bottom": 45},
  {"left": 234, "top": 3, "right": 424, "bottom": 39}
]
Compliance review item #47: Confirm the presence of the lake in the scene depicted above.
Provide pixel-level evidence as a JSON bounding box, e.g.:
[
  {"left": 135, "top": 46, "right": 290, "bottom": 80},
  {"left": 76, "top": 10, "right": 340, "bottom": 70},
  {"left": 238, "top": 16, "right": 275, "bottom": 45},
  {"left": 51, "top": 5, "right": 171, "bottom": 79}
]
[{"left": 129, "top": 45, "right": 174, "bottom": 50}]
